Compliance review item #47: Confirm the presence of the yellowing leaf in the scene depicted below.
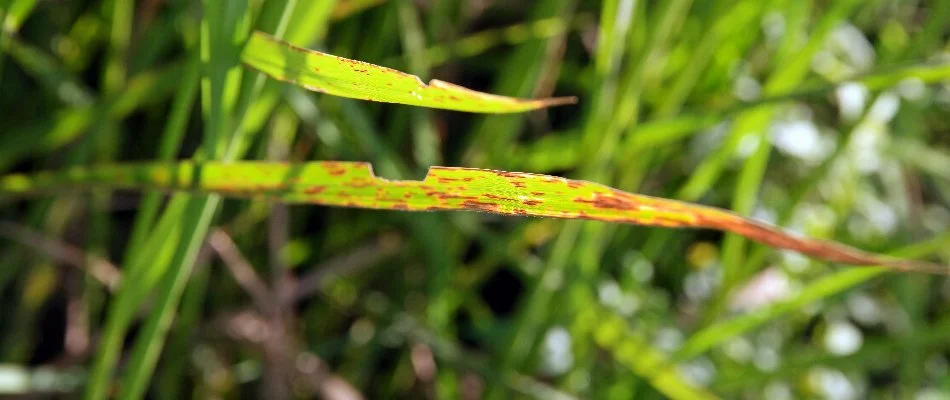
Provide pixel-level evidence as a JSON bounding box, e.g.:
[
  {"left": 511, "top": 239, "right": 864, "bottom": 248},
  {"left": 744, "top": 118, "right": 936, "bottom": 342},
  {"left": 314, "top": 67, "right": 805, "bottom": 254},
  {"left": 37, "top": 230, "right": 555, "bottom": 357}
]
[
  {"left": 241, "top": 31, "right": 576, "bottom": 113},
  {"left": 1, "top": 161, "right": 944, "bottom": 274}
]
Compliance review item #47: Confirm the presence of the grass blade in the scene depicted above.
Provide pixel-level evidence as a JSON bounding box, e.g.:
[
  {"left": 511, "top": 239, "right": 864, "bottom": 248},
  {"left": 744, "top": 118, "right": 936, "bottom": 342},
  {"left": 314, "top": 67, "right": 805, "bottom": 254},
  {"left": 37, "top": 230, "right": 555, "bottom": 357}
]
[
  {"left": 241, "top": 31, "right": 576, "bottom": 113},
  {"left": 2, "top": 161, "right": 944, "bottom": 274}
]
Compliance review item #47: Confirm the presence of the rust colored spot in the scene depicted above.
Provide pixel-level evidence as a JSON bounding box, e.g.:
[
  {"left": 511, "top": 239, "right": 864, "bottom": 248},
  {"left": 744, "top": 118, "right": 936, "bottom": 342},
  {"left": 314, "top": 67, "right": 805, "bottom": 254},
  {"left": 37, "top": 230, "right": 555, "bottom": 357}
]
[
  {"left": 484, "top": 193, "right": 516, "bottom": 202},
  {"left": 437, "top": 177, "right": 458, "bottom": 183},
  {"left": 511, "top": 181, "right": 527, "bottom": 188},
  {"left": 574, "top": 194, "right": 636, "bottom": 210},
  {"left": 329, "top": 169, "right": 346, "bottom": 176},
  {"left": 531, "top": 192, "right": 545, "bottom": 196},
  {"left": 567, "top": 181, "right": 583, "bottom": 189},
  {"left": 462, "top": 177, "right": 474, "bottom": 182},
  {"left": 522, "top": 200, "right": 542, "bottom": 206},
  {"left": 462, "top": 200, "right": 499, "bottom": 212},
  {"left": 513, "top": 209, "right": 528, "bottom": 215},
  {"left": 304, "top": 186, "right": 326, "bottom": 195},
  {"left": 496, "top": 171, "right": 526, "bottom": 178},
  {"left": 425, "top": 191, "right": 477, "bottom": 201}
]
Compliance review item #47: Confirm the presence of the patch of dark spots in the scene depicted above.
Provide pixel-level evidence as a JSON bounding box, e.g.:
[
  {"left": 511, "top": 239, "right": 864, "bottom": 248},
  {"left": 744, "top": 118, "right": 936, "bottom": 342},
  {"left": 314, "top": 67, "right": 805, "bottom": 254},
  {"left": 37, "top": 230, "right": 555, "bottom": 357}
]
[{"left": 522, "top": 200, "right": 541, "bottom": 206}]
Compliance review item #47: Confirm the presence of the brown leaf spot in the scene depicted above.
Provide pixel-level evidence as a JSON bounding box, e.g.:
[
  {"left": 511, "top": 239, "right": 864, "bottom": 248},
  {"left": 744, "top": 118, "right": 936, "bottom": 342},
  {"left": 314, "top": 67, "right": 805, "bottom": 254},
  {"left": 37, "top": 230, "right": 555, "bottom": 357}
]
[
  {"left": 574, "top": 194, "right": 637, "bottom": 210},
  {"left": 304, "top": 186, "right": 327, "bottom": 195},
  {"left": 462, "top": 200, "right": 499, "bottom": 212},
  {"left": 484, "top": 193, "right": 516, "bottom": 202}
]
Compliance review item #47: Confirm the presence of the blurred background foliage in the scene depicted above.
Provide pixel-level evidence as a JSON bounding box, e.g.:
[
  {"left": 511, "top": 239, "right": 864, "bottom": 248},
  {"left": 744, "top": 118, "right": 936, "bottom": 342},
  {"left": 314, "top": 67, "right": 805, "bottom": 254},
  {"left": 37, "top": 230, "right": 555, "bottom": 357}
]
[{"left": 1, "top": 0, "right": 949, "bottom": 399}]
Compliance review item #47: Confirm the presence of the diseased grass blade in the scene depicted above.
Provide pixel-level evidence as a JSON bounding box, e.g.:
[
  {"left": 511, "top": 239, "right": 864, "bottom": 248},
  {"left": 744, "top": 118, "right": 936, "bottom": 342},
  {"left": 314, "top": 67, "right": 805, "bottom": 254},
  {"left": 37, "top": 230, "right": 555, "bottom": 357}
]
[
  {"left": 240, "top": 31, "right": 577, "bottom": 113},
  {"left": 2, "top": 161, "right": 944, "bottom": 275}
]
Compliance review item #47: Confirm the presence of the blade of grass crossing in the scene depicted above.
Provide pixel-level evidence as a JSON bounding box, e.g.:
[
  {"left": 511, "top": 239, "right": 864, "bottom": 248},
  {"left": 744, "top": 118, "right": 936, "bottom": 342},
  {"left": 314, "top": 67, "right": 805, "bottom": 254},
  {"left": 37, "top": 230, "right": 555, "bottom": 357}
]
[
  {"left": 83, "top": 196, "right": 190, "bottom": 399},
  {"left": 117, "top": 196, "right": 220, "bottom": 400},
  {"left": 154, "top": 257, "right": 211, "bottom": 400}
]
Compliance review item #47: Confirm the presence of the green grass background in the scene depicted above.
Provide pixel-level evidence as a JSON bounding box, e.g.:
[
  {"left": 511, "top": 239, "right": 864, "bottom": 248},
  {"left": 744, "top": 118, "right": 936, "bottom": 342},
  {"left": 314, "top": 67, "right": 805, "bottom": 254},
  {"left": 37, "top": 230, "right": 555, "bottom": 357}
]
[{"left": 1, "top": 0, "right": 949, "bottom": 399}]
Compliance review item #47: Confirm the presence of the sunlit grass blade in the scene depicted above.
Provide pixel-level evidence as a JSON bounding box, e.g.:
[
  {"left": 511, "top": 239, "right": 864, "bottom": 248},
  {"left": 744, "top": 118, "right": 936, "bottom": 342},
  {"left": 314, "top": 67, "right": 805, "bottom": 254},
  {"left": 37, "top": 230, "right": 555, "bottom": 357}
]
[
  {"left": 2, "top": 161, "right": 945, "bottom": 275},
  {"left": 241, "top": 31, "right": 577, "bottom": 113}
]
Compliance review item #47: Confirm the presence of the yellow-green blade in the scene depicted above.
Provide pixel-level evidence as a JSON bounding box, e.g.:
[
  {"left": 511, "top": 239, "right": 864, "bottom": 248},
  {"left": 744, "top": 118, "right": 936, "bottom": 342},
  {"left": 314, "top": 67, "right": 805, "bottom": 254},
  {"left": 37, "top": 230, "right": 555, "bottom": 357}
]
[
  {"left": 241, "top": 31, "right": 577, "bottom": 113},
  {"left": 1, "top": 161, "right": 944, "bottom": 274}
]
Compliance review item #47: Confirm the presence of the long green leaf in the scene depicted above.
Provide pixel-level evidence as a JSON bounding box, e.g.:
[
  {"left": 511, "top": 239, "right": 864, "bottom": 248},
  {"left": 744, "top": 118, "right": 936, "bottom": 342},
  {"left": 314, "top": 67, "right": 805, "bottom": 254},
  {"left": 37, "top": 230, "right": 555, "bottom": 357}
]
[
  {"left": 2, "top": 161, "right": 944, "bottom": 274},
  {"left": 241, "top": 31, "right": 576, "bottom": 113}
]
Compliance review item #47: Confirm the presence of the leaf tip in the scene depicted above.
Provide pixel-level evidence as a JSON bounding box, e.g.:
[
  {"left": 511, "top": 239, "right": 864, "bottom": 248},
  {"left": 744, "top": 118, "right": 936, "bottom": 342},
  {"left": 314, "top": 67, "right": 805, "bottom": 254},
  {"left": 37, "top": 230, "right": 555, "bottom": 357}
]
[{"left": 539, "top": 95, "right": 579, "bottom": 107}]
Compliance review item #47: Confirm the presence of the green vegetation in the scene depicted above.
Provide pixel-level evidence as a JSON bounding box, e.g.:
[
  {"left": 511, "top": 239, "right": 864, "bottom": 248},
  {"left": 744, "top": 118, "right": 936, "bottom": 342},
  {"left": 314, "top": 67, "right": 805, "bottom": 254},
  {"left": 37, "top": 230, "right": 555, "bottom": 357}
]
[{"left": 1, "top": 1, "right": 948, "bottom": 399}]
